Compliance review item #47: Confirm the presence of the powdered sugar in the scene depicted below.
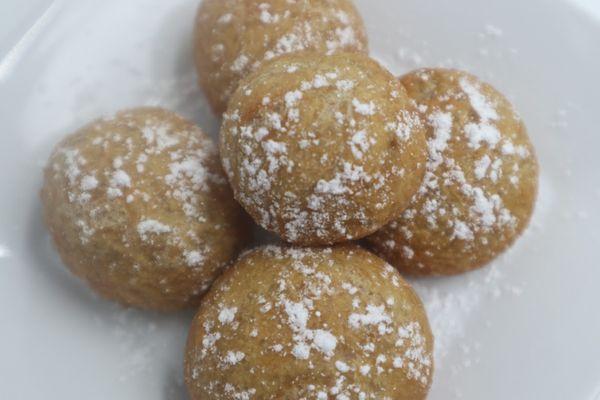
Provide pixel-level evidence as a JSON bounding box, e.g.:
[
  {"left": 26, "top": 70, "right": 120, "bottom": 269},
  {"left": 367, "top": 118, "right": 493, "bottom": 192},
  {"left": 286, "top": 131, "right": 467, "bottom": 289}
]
[
  {"left": 224, "top": 350, "right": 245, "bottom": 365},
  {"left": 352, "top": 98, "right": 376, "bottom": 115},
  {"left": 111, "top": 169, "right": 131, "bottom": 188},
  {"left": 411, "top": 253, "right": 527, "bottom": 373},
  {"left": 184, "top": 250, "right": 205, "bottom": 267},
  {"left": 313, "top": 329, "right": 337, "bottom": 356},
  {"left": 281, "top": 299, "right": 340, "bottom": 360},
  {"left": 453, "top": 220, "right": 475, "bottom": 241},
  {"left": 336, "top": 79, "right": 355, "bottom": 91},
  {"left": 474, "top": 155, "right": 492, "bottom": 180},
  {"left": 484, "top": 24, "right": 504, "bottom": 38},
  {"left": 141, "top": 123, "right": 179, "bottom": 152},
  {"left": 62, "top": 149, "right": 85, "bottom": 186},
  {"left": 258, "top": 3, "right": 279, "bottom": 25},
  {"left": 315, "top": 163, "right": 371, "bottom": 195},
  {"left": 218, "top": 306, "right": 238, "bottom": 325},
  {"left": 348, "top": 304, "right": 392, "bottom": 335},
  {"left": 137, "top": 219, "right": 171, "bottom": 242},
  {"left": 217, "top": 13, "right": 232, "bottom": 24},
  {"left": 359, "top": 365, "right": 371, "bottom": 376},
  {"left": 349, "top": 130, "right": 372, "bottom": 159},
  {"left": 459, "top": 77, "right": 501, "bottom": 149},
  {"left": 335, "top": 360, "right": 351, "bottom": 373},
  {"left": 464, "top": 123, "right": 501, "bottom": 149},
  {"left": 427, "top": 111, "right": 453, "bottom": 166},
  {"left": 230, "top": 54, "right": 249, "bottom": 73},
  {"left": 164, "top": 150, "right": 212, "bottom": 218},
  {"left": 284, "top": 90, "right": 303, "bottom": 108},
  {"left": 284, "top": 300, "right": 309, "bottom": 332},
  {"left": 459, "top": 78, "right": 499, "bottom": 122},
  {"left": 80, "top": 174, "right": 98, "bottom": 191}
]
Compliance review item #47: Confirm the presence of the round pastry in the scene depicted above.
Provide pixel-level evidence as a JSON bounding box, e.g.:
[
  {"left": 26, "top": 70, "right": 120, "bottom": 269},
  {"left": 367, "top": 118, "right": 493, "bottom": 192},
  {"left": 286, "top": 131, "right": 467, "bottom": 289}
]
[
  {"left": 367, "top": 68, "right": 539, "bottom": 276},
  {"left": 220, "top": 51, "right": 427, "bottom": 246},
  {"left": 41, "top": 107, "right": 250, "bottom": 311},
  {"left": 194, "top": 0, "right": 368, "bottom": 114},
  {"left": 184, "top": 245, "right": 434, "bottom": 399}
]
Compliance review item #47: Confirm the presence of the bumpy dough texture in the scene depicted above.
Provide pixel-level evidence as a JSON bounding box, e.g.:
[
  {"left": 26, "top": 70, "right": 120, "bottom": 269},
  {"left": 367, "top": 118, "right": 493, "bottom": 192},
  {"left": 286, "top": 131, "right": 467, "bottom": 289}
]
[
  {"left": 41, "top": 107, "right": 250, "bottom": 311},
  {"left": 194, "top": 0, "right": 368, "bottom": 114},
  {"left": 220, "top": 52, "right": 427, "bottom": 245},
  {"left": 185, "top": 245, "right": 434, "bottom": 400},
  {"left": 367, "top": 69, "right": 539, "bottom": 276}
]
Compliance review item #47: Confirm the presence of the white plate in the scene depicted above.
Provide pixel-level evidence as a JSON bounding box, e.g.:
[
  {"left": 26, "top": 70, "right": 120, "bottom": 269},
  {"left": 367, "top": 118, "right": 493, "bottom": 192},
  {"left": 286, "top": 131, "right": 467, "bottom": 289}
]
[{"left": 1, "top": 0, "right": 599, "bottom": 399}]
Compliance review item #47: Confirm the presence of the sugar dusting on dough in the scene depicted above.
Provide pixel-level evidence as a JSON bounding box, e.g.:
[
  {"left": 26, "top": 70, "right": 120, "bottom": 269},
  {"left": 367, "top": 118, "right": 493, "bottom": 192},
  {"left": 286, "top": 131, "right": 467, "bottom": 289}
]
[
  {"left": 384, "top": 70, "right": 534, "bottom": 269},
  {"left": 47, "top": 109, "right": 231, "bottom": 284},
  {"left": 198, "top": 0, "right": 368, "bottom": 110},
  {"left": 187, "top": 247, "right": 433, "bottom": 398},
  {"left": 221, "top": 53, "right": 423, "bottom": 244}
]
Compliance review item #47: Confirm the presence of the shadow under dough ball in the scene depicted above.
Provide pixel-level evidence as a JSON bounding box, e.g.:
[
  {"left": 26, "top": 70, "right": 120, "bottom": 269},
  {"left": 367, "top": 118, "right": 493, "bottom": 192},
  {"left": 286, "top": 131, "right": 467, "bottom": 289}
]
[
  {"left": 194, "top": 0, "right": 368, "bottom": 114},
  {"left": 41, "top": 107, "right": 251, "bottom": 311},
  {"left": 184, "top": 245, "right": 434, "bottom": 400},
  {"left": 367, "top": 68, "right": 539, "bottom": 276},
  {"left": 220, "top": 51, "right": 427, "bottom": 246}
]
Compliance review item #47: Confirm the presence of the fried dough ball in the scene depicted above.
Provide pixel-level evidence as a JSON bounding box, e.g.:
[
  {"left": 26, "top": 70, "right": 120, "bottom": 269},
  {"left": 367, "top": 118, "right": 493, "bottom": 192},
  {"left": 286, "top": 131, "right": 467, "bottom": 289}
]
[
  {"left": 220, "top": 52, "right": 427, "bottom": 246},
  {"left": 367, "top": 69, "right": 539, "bottom": 276},
  {"left": 194, "top": 0, "right": 368, "bottom": 114},
  {"left": 184, "top": 245, "right": 434, "bottom": 399},
  {"left": 41, "top": 107, "right": 250, "bottom": 311}
]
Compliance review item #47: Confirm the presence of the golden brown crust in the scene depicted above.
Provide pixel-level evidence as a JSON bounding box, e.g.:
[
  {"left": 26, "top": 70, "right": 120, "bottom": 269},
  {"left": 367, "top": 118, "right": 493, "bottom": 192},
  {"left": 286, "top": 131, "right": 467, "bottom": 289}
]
[
  {"left": 194, "top": 0, "right": 368, "bottom": 114},
  {"left": 41, "top": 107, "right": 251, "bottom": 311},
  {"left": 367, "top": 69, "right": 539, "bottom": 276},
  {"left": 184, "top": 245, "right": 434, "bottom": 399},
  {"left": 220, "top": 51, "right": 427, "bottom": 246}
]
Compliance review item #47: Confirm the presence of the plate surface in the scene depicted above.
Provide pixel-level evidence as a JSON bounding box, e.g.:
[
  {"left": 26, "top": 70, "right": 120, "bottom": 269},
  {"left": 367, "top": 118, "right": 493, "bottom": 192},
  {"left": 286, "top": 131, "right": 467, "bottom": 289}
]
[{"left": 1, "top": 0, "right": 599, "bottom": 399}]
